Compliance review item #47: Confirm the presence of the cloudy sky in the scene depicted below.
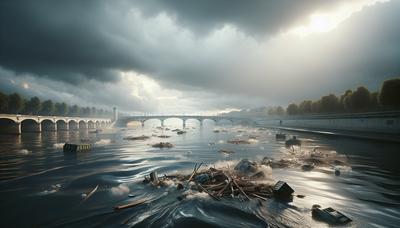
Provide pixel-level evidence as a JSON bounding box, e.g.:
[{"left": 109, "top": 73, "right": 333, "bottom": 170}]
[{"left": 0, "top": 0, "right": 399, "bottom": 114}]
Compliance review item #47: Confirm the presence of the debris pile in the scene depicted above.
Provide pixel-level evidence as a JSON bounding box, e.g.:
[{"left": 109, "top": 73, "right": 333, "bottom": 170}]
[
  {"left": 142, "top": 160, "right": 293, "bottom": 201},
  {"left": 152, "top": 142, "right": 174, "bottom": 148}
]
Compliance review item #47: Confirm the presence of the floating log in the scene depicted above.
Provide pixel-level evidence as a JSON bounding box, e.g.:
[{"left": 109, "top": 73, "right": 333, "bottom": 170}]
[{"left": 113, "top": 199, "right": 147, "bottom": 211}]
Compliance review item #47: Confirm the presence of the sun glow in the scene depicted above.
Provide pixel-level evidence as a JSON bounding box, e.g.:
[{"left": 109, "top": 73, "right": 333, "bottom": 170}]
[{"left": 289, "top": 0, "right": 389, "bottom": 37}]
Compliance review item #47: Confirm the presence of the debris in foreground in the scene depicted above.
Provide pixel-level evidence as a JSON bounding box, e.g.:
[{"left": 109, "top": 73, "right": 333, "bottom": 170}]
[
  {"left": 142, "top": 160, "right": 294, "bottom": 201},
  {"left": 81, "top": 185, "right": 99, "bottom": 203},
  {"left": 285, "top": 136, "right": 301, "bottom": 148},
  {"left": 176, "top": 130, "right": 186, "bottom": 135},
  {"left": 312, "top": 204, "right": 352, "bottom": 224},
  {"left": 113, "top": 198, "right": 147, "bottom": 211},
  {"left": 152, "top": 142, "right": 174, "bottom": 148}
]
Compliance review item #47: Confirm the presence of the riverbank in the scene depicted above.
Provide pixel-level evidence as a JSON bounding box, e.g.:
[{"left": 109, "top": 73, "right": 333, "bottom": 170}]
[{"left": 274, "top": 126, "right": 400, "bottom": 143}]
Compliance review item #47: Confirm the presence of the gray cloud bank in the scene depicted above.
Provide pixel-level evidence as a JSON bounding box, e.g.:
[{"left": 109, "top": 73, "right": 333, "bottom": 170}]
[{"left": 0, "top": 0, "right": 399, "bottom": 112}]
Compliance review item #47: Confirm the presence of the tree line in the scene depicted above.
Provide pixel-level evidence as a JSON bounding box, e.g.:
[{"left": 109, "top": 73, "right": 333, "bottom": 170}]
[
  {"left": 0, "top": 91, "right": 113, "bottom": 118},
  {"left": 284, "top": 78, "right": 400, "bottom": 115}
]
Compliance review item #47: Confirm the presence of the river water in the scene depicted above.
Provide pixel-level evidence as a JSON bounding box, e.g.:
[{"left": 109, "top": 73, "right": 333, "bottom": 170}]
[{"left": 0, "top": 120, "right": 399, "bottom": 227}]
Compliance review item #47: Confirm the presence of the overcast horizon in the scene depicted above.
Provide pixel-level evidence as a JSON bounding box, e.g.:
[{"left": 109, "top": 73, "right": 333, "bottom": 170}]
[{"left": 1, "top": 0, "right": 399, "bottom": 114}]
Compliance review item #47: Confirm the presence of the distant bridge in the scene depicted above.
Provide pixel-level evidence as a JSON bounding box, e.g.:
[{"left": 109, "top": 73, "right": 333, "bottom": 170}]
[
  {"left": 0, "top": 114, "right": 112, "bottom": 135},
  {"left": 116, "top": 115, "right": 254, "bottom": 127}
]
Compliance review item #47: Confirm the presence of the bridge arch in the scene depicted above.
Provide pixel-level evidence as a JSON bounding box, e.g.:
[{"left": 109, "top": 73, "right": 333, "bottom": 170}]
[
  {"left": 143, "top": 118, "right": 162, "bottom": 127},
  {"left": 56, "top": 119, "right": 68, "bottom": 131},
  {"left": 0, "top": 118, "right": 20, "bottom": 134},
  {"left": 41, "top": 119, "right": 57, "bottom": 131},
  {"left": 201, "top": 118, "right": 217, "bottom": 125},
  {"left": 184, "top": 118, "right": 201, "bottom": 127},
  {"left": 100, "top": 121, "right": 106, "bottom": 128},
  {"left": 88, "top": 120, "right": 95, "bottom": 129},
  {"left": 69, "top": 119, "right": 79, "bottom": 130},
  {"left": 21, "top": 119, "right": 41, "bottom": 132},
  {"left": 78, "top": 120, "right": 87, "bottom": 129},
  {"left": 163, "top": 117, "right": 183, "bottom": 127}
]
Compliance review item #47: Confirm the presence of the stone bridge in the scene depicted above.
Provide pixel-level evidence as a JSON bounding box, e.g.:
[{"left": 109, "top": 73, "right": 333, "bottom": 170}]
[
  {"left": 116, "top": 115, "right": 254, "bottom": 128},
  {"left": 0, "top": 114, "right": 112, "bottom": 135}
]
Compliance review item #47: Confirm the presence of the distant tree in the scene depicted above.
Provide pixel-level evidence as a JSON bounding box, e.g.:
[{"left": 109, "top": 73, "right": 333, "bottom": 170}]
[
  {"left": 82, "top": 107, "right": 91, "bottom": 117},
  {"left": 350, "top": 86, "right": 371, "bottom": 111},
  {"left": 276, "top": 106, "right": 285, "bottom": 115},
  {"left": 8, "top": 93, "right": 24, "bottom": 114},
  {"left": 24, "top": 97, "right": 41, "bottom": 115},
  {"left": 41, "top": 100, "right": 55, "bottom": 115},
  {"left": 91, "top": 107, "right": 96, "bottom": 117},
  {"left": 319, "top": 94, "right": 340, "bottom": 113},
  {"left": 340, "top": 90, "right": 352, "bottom": 112},
  {"left": 69, "top": 105, "right": 80, "bottom": 116},
  {"left": 0, "top": 92, "right": 9, "bottom": 113},
  {"left": 55, "top": 102, "right": 68, "bottom": 116},
  {"left": 379, "top": 78, "right": 400, "bottom": 108},
  {"left": 311, "top": 100, "right": 321, "bottom": 113},
  {"left": 286, "top": 103, "right": 299, "bottom": 115},
  {"left": 370, "top": 91, "right": 380, "bottom": 111},
  {"left": 298, "top": 100, "right": 312, "bottom": 114}
]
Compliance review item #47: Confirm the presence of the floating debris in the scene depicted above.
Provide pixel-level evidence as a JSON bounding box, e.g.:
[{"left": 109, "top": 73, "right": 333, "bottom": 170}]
[
  {"left": 272, "top": 181, "right": 294, "bottom": 200},
  {"left": 301, "top": 163, "right": 314, "bottom": 171},
  {"left": 142, "top": 160, "right": 279, "bottom": 201},
  {"left": 312, "top": 204, "right": 352, "bottom": 224},
  {"left": 157, "top": 135, "right": 171, "bottom": 138},
  {"left": 123, "top": 135, "right": 150, "bottom": 140},
  {"left": 63, "top": 143, "right": 91, "bottom": 153},
  {"left": 213, "top": 130, "right": 220, "bottom": 133},
  {"left": 152, "top": 142, "right": 174, "bottom": 148},
  {"left": 177, "top": 130, "right": 186, "bottom": 135},
  {"left": 113, "top": 199, "right": 147, "bottom": 211},
  {"left": 275, "top": 133, "right": 286, "bottom": 140},
  {"left": 81, "top": 185, "right": 99, "bottom": 203},
  {"left": 172, "top": 129, "right": 181, "bottom": 132},
  {"left": 285, "top": 136, "right": 301, "bottom": 147},
  {"left": 218, "top": 149, "right": 234, "bottom": 155},
  {"left": 227, "top": 139, "right": 251, "bottom": 144}
]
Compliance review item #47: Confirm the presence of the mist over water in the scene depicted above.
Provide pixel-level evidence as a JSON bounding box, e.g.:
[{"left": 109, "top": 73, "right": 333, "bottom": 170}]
[{"left": 0, "top": 120, "right": 399, "bottom": 227}]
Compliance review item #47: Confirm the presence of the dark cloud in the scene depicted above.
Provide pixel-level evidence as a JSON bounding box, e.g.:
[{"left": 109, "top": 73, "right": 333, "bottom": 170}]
[
  {"left": 134, "top": 0, "right": 339, "bottom": 35},
  {"left": 0, "top": 0, "right": 399, "bottom": 111}
]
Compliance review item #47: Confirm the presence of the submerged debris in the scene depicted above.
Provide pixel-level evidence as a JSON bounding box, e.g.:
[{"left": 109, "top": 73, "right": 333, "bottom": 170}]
[
  {"left": 152, "top": 142, "right": 174, "bottom": 148},
  {"left": 123, "top": 135, "right": 150, "bottom": 141}
]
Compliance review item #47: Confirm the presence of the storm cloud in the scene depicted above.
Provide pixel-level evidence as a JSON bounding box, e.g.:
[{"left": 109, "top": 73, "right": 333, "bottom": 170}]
[{"left": 0, "top": 0, "right": 399, "bottom": 112}]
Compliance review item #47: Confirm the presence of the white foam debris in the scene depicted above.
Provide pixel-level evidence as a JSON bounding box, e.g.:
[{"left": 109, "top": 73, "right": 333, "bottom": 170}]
[
  {"left": 18, "top": 149, "right": 31, "bottom": 155},
  {"left": 247, "top": 138, "right": 258, "bottom": 144},
  {"left": 217, "top": 140, "right": 224, "bottom": 144},
  {"left": 53, "top": 143, "right": 64, "bottom": 149},
  {"left": 95, "top": 139, "right": 111, "bottom": 146},
  {"left": 110, "top": 183, "right": 130, "bottom": 196}
]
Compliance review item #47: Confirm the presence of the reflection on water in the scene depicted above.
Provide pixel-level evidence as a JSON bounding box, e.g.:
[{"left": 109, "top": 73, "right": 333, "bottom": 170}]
[{"left": 0, "top": 120, "right": 399, "bottom": 227}]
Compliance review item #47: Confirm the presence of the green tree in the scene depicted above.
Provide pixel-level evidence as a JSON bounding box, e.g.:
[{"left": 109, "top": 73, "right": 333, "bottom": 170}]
[
  {"left": 298, "top": 100, "right": 312, "bottom": 114},
  {"left": 55, "top": 102, "right": 68, "bottom": 116},
  {"left": 0, "top": 92, "right": 9, "bottom": 113},
  {"left": 350, "top": 86, "right": 371, "bottom": 111},
  {"left": 8, "top": 93, "right": 24, "bottom": 114},
  {"left": 370, "top": 91, "right": 380, "bottom": 111},
  {"left": 41, "top": 100, "right": 55, "bottom": 115},
  {"left": 286, "top": 103, "right": 299, "bottom": 115},
  {"left": 69, "top": 105, "right": 80, "bottom": 116},
  {"left": 379, "top": 78, "right": 400, "bottom": 108},
  {"left": 25, "top": 97, "right": 41, "bottom": 115},
  {"left": 91, "top": 107, "right": 96, "bottom": 117},
  {"left": 276, "top": 106, "right": 285, "bottom": 115},
  {"left": 340, "top": 90, "right": 352, "bottom": 112},
  {"left": 319, "top": 94, "right": 340, "bottom": 113}
]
